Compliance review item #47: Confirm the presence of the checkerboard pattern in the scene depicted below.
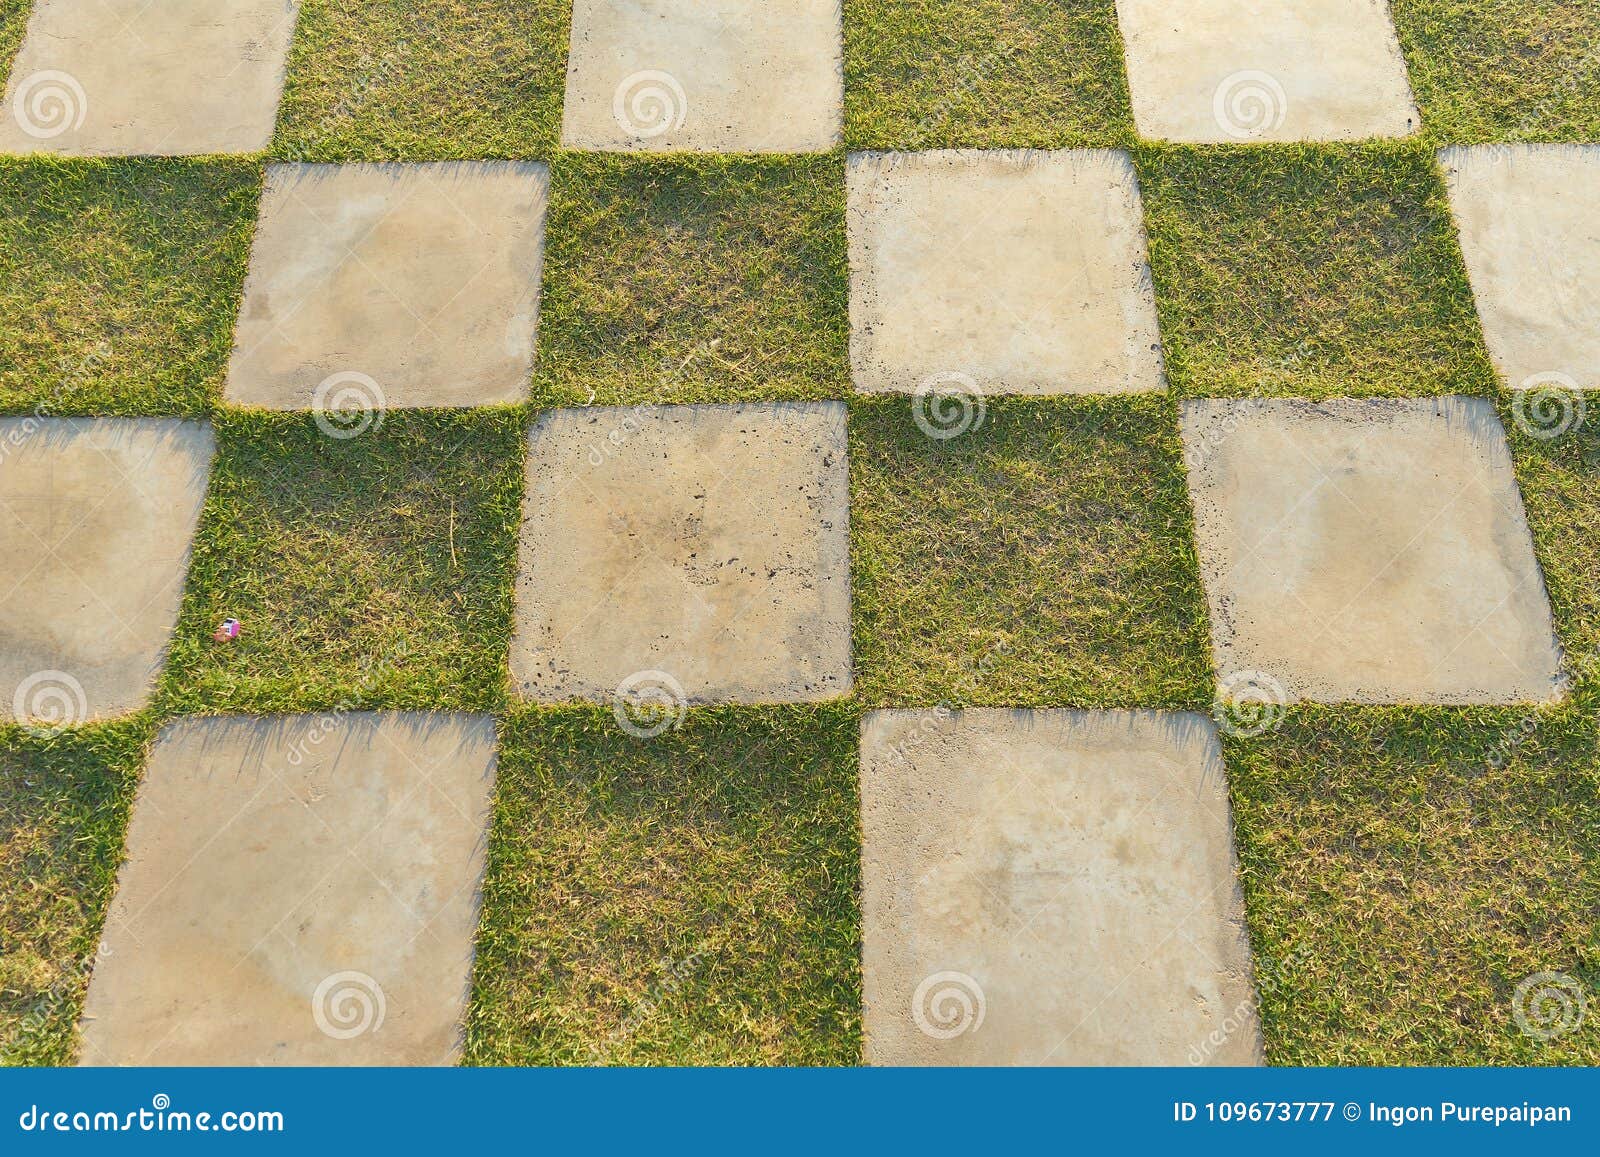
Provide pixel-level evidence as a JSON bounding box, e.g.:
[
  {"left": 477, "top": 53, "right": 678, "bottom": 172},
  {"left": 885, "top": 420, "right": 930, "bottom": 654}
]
[{"left": 2, "top": 1, "right": 1597, "bottom": 1067}]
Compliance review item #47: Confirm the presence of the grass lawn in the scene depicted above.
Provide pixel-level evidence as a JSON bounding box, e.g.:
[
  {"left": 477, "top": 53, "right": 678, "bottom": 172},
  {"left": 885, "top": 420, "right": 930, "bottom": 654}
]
[
  {"left": 1392, "top": 0, "right": 1600, "bottom": 143},
  {"left": 272, "top": 0, "right": 572, "bottom": 161},
  {"left": 1136, "top": 143, "right": 1497, "bottom": 399},
  {"left": 0, "top": 0, "right": 29, "bottom": 93},
  {"left": 843, "top": 0, "right": 1134, "bottom": 149},
  {"left": 0, "top": 158, "right": 258, "bottom": 416},
  {"left": 157, "top": 410, "right": 525, "bottom": 717},
  {"left": 850, "top": 395, "right": 1213, "bottom": 709},
  {"left": 0, "top": 722, "right": 150, "bottom": 1066},
  {"left": 533, "top": 154, "right": 848, "bottom": 407},
  {"left": 465, "top": 704, "right": 860, "bottom": 1066}
]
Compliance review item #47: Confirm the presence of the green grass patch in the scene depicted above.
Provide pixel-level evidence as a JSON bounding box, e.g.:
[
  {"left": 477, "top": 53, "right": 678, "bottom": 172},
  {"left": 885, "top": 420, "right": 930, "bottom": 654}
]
[
  {"left": 465, "top": 704, "right": 861, "bottom": 1066},
  {"left": 843, "top": 0, "right": 1134, "bottom": 149},
  {"left": 272, "top": 0, "right": 572, "bottom": 161},
  {"left": 1227, "top": 704, "right": 1600, "bottom": 1065},
  {"left": 534, "top": 154, "right": 848, "bottom": 407},
  {"left": 850, "top": 395, "right": 1213, "bottom": 708},
  {"left": 0, "top": 158, "right": 259, "bottom": 416},
  {"left": 0, "top": 721, "right": 151, "bottom": 1067},
  {"left": 1504, "top": 403, "right": 1600, "bottom": 677},
  {"left": 158, "top": 410, "right": 525, "bottom": 716},
  {"left": 0, "top": 0, "right": 30, "bottom": 94},
  {"left": 1137, "top": 143, "right": 1497, "bottom": 399},
  {"left": 1392, "top": 0, "right": 1600, "bottom": 143}
]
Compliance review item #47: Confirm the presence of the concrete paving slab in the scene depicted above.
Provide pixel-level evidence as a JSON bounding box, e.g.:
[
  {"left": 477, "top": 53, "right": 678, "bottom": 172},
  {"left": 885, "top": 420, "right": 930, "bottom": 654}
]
[
  {"left": 1114, "top": 0, "right": 1419, "bottom": 142},
  {"left": 79, "top": 713, "right": 497, "bottom": 1066},
  {"left": 847, "top": 150, "right": 1164, "bottom": 395},
  {"left": 1442, "top": 146, "right": 1600, "bottom": 392},
  {"left": 561, "top": 0, "right": 842, "bottom": 152},
  {"left": 0, "top": 419, "right": 214, "bottom": 725},
  {"left": 227, "top": 163, "right": 549, "bottom": 410},
  {"left": 860, "top": 708, "right": 1259, "bottom": 1066},
  {"left": 1181, "top": 396, "right": 1562, "bottom": 704},
  {"left": 0, "top": 0, "right": 299, "bottom": 156},
  {"left": 511, "top": 403, "right": 852, "bottom": 706}
]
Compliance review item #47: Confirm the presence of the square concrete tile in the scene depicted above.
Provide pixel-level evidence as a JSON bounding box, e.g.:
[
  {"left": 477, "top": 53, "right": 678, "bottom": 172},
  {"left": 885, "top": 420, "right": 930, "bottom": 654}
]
[
  {"left": 847, "top": 150, "right": 1164, "bottom": 395},
  {"left": 561, "top": 0, "right": 842, "bottom": 152},
  {"left": 1181, "top": 396, "right": 1562, "bottom": 704},
  {"left": 227, "top": 163, "right": 549, "bottom": 410},
  {"left": 79, "top": 713, "right": 497, "bottom": 1066},
  {"left": 0, "top": 419, "right": 214, "bottom": 725},
  {"left": 0, "top": 0, "right": 298, "bottom": 156},
  {"left": 511, "top": 403, "right": 852, "bottom": 705},
  {"left": 1115, "top": 0, "right": 1419, "bottom": 141},
  {"left": 860, "top": 708, "right": 1259, "bottom": 1066},
  {"left": 1442, "top": 146, "right": 1600, "bottom": 392}
]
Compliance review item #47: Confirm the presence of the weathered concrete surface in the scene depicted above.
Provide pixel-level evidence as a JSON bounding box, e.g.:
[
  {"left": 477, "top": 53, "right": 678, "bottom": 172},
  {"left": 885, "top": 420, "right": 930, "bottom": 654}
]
[
  {"left": 511, "top": 403, "right": 852, "bottom": 705},
  {"left": 1442, "top": 146, "right": 1600, "bottom": 392},
  {"left": 561, "top": 0, "right": 842, "bottom": 152},
  {"left": 1181, "top": 397, "right": 1562, "bottom": 704},
  {"left": 1115, "top": 0, "right": 1419, "bottom": 142},
  {"left": 0, "top": 420, "right": 214, "bottom": 724},
  {"left": 860, "top": 709, "right": 1259, "bottom": 1066},
  {"left": 0, "top": 0, "right": 299, "bottom": 156},
  {"left": 227, "top": 163, "right": 548, "bottom": 410},
  {"left": 79, "top": 713, "right": 498, "bottom": 1066},
  {"left": 848, "top": 150, "right": 1165, "bottom": 395}
]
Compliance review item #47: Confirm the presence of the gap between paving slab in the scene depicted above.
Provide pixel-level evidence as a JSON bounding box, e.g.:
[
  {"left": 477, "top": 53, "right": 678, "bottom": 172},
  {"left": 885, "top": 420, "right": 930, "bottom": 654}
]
[
  {"left": 847, "top": 149, "right": 1165, "bottom": 396},
  {"left": 1114, "top": 0, "right": 1419, "bottom": 142},
  {"left": 0, "top": 419, "right": 214, "bottom": 725},
  {"left": 0, "top": 0, "right": 300, "bottom": 156},
  {"left": 226, "top": 162, "right": 549, "bottom": 411},
  {"left": 860, "top": 707, "right": 1260, "bottom": 1066},
  {"left": 78, "top": 713, "right": 497, "bottom": 1066},
  {"left": 561, "top": 0, "right": 843, "bottom": 152},
  {"left": 1180, "top": 395, "right": 1564, "bottom": 705},
  {"left": 1441, "top": 144, "right": 1600, "bottom": 393},
  {"left": 510, "top": 402, "right": 853, "bottom": 706}
]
